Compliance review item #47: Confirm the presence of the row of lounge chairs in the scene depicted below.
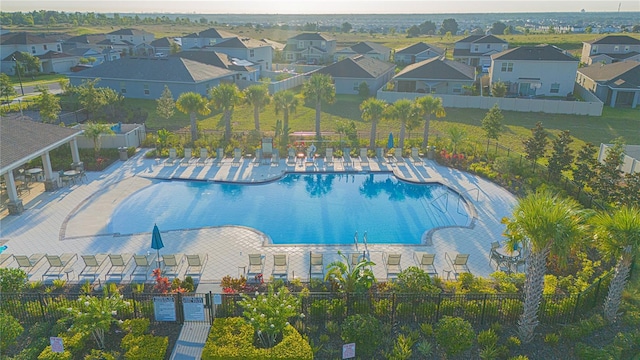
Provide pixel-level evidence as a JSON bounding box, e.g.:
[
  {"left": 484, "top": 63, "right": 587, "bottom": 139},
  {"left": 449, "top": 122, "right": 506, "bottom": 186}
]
[{"left": 286, "top": 147, "right": 425, "bottom": 168}]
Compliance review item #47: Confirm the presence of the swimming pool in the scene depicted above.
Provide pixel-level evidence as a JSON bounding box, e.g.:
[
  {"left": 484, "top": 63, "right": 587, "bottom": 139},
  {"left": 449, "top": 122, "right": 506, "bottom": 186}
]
[{"left": 109, "top": 173, "right": 471, "bottom": 245}]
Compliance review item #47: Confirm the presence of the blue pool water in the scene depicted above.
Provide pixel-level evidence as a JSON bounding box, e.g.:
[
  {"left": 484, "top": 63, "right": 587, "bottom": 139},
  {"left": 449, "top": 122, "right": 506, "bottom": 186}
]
[{"left": 109, "top": 173, "right": 470, "bottom": 245}]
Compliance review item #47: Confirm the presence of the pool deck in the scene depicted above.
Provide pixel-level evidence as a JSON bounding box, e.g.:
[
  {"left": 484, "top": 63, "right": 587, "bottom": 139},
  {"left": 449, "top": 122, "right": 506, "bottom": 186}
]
[{"left": 0, "top": 151, "right": 517, "bottom": 287}]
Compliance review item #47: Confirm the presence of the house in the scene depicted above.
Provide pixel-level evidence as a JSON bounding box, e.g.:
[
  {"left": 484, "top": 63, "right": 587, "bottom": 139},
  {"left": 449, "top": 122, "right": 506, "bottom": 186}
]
[
  {"left": 581, "top": 35, "right": 640, "bottom": 65},
  {"left": 67, "top": 57, "right": 236, "bottom": 99},
  {"left": 334, "top": 41, "right": 392, "bottom": 62},
  {"left": 598, "top": 143, "right": 640, "bottom": 174},
  {"left": 180, "top": 28, "right": 237, "bottom": 49},
  {"left": 174, "top": 50, "right": 260, "bottom": 82},
  {"left": 64, "top": 34, "right": 108, "bottom": 49},
  {"left": 106, "top": 28, "right": 154, "bottom": 46},
  {"left": 453, "top": 34, "right": 508, "bottom": 70},
  {"left": 282, "top": 33, "right": 336, "bottom": 64},
  {"left": 490, "top": 45, "right": 579, "bottom": 97},
  {"left": 150, "top": 37, "right": 177, "bottom": 56},
  {"left": 202, "top": 37, "right": 273, "bottom": 71},
  {"left": 394, "top": 42, "right": 444, "bottom": 65},
  {"left": 311, "top": 55, "right": 395, "bottom": 95},
  {"left": 576, "top": 61, "right": 640, "bottom": 108},
  {"left": 63, "top": 47, "right": 106, "bottom": 66},
  {"left": 0, "top": 32, "right": 63, "bottom": 74},
  {"left": 392, "top": 57, "right": 476, "bottom": 94}
]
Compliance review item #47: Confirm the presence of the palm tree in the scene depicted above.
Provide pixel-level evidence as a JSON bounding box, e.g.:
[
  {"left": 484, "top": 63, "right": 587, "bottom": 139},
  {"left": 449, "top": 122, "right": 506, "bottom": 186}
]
[
  {"left": 503, "top": 190, "right": 586, "bottom": 343},
  {"left": 360, "top": 98, "right": 387, "bottom": 150},
  {"left": 415, "top": 96, "right": 446, "bottom": 149},
  {"left": 384, "top": 99, "right": 416, "bottom": 150},
  {"left": 593, "top": 206, "right": 640, "bottom": 322},
  {"left": 209, "top": 83, "right": 244, "bottom": 141},
  {"left": 175, "top": 92, "right": 210, "bottom": 142},
  {"left": 244, "top": 84, "right": 270, "bottom": 132},
  {"left": 302, "top": 73, "right": 335, "bottom": 139},
  {"left": 325, "top": 251, "right": 376, "bottom": 293},
  {"left": 447, "top": 126, "right": 467, "bottom": 154},
  {"left": 273, "top": 90, "right": 299, "bottom": 146},
  {"left": 83, "top": 122, "right": 114, "bottom": 157}
]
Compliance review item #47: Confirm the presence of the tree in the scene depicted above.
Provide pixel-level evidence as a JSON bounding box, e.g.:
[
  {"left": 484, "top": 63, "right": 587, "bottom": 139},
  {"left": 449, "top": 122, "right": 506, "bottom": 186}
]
[
  {"left": 415, "top": 95, "right": 446, "bottom": 149},
  {"left": 503, "top": 190, "right": 586, "bottom": 343},
  {"left": 302, "top": 73, "right": 335, "bottom": 139},
  {"left": 176, "top": 92, "right": 210, "bottom": 142},
  {"left": 573, "top": 143, "right": 598, "bottom": 195},
  {"left": 447, "top": 126, "right": 467, "bottom": 154},
  {"left": 481, "top": 103, "right": 504, "bottom": 152},
  {"left": 622, "top": 172, "right": 640, "bottom": 207},
  {"left": 18, "top": 52, "right": 40, "bottom": 75},
  {"left": 83, "top": 122, "right": 114, "bottom": 156},
  {"left": 273, "top": 90, "right": 299, "bottom": 146},
  {"left": 341, "top": 22, "right": 352, "bottom": 33},
  {"left": 209, "top": 83, "right": 244, "bottom": 141},
  {"left": 492, "top": 81, "right": 507, "bottom": 97},
  {"left": 491, "top": 21, "right": 507, "bottom": 35},
  {"left": 547, "top": 130, "right": 574, "bottom": 180},
  {"left": 384, "top": 99, "right": 416, "bottom": 150},
  {"left": 419, "top": 20, "right": 437, "bottom": 35},
  {"left": 100, "top": 87, "right": 124, "bottom": 119},
  {"left": 325, "top": 251, "right": 376, "bottom": 293},
  {"left": 440, "top": 18, "right": 459, "bottom": 35},
  {"left": 35, "top": 86, "right": 60, "bottom": 123},
  {"left": 76, "top": 79, "right": 108, "bottom": 117},
  {"left": 523, "top": 122, "right": 548, "bottom": 164},
  {"left": 243, "top": 84, "right": 270, "bottom": 132},
  {"left": 593, "top": 206, "right": 640, "bottom": 322},
  {"left": 360, "top": 98, "right": 387, "bottom": 150},
  {"left": 170, "top": 42, "right": 180, "bottom": 54},
  {"left": 156, "top": 85, "right": 175, "bottom": 120},
  {"left": 595, "top": 139, "right": 625, "bottom": 204},
  {"left": 357, "top": 82, "right": 370, "bottom": 98},
  {"left": 407, "top": 25, "right": 421, "bottom": 38},
  {"left": 0, "top": 73, "right": 16, "bottom": 101},
  {"left": 585, "top": 26, "right": 593, "bottom": 34}
]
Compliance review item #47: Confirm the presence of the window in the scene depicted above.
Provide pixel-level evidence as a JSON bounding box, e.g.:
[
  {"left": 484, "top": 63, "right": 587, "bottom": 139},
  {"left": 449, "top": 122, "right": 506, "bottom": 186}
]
[
  {"left": 119, "top": 35, "right": 123, "bottom": 39},
  {"left": 250, "top": 49, "right": 255, "bottom": 57},
  {"left": 143, "top": 84, "right": 150, "bottom": 95},
  {"left": 500, "top": 62, "right": 513, "bottom": 72},
  {"left": 321, "top": 41, "right": 326, "bottom": 48},
  {"left": 550, "top": 83, "right": 560, "bottom": 94},
  {"left": 120, "top": 82, "right": 126, "bottom": 94},
  {"left": 452, "top": 84, "right": 462, "bottom": 93},
  {"left": 286, "top": 53, "right": 294, "bottom": 60},
  {"left": 625, "top": 46, "right": 630, "bottom": 52},
  {"left": 43, "top": 45, "right": 48, "bottom": 50},
  {"left": 473, "top": 45, "right": 479, "bottom": 52},
  {"left": 298, "top": 40, "right": 305, "bottom": 49},
  {"left": 614, "top": 46, "right": 619, "bottom": 52},
  {"left": 57, "top": 44, "right": 61, "bottom": 51},
  {"left": 353, "top": 82, "right": 359, "bottom": 91},
  {"left": 32, "top": 46, "right": 36, "bottom": 54},
  {"left": 592, "top": 45, "right": 598, "bottom": 53},
  {"left": 486, "top": 44, "right": 490, "bottom": 49}
]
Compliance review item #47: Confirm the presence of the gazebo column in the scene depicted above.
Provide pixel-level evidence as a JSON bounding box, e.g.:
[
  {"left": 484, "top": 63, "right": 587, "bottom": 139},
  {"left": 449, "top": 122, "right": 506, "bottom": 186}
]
[
  {"left": 41, "top": 152, "right": 58, "bottom": 191},
  {"left": 70, "top": 138, "right": 83, "bottom": 171},
  {"left": 4, "top": 172, "right": 23, "bottom": 215}
]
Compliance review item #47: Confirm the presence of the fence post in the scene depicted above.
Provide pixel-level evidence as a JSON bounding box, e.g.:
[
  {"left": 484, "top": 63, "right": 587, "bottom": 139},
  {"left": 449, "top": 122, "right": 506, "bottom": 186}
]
[
  {"left": 391, "top": 293, "right": 396, "bottom": 329},
  {"left": 593, "top": 277, "right": 602, "bottom": 308},
  {"left": 480, "top": 293, "right": 488, "bottom": 325},
  {"left": 38, "top": 293, "right": 47, "bottom": 320},
  {"left": 572, "top": 293, "right": 582, "bottom": 322},
  {"left": 132, "top": 292, "right": 138, "bottom": 318},
  {"left": 208, "top": 291, "right": 214, "bottom": 325},
  {"left": 435, "top": 293, "right": 442, "bottom": 323}
]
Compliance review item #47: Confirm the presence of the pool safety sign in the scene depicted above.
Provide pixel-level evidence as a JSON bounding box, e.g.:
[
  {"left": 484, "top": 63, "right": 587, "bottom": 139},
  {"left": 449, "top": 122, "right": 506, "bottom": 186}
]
[
  {"left": 50, "top": 337, "right": 64, "bottom": 353},
  {"left": 342, "top": 343, "right": 355, "bottom": 359},
  {"left": 182, "top": 296, "right": 205, "bottom": 321},
  {"left": 154, "top": 296, "right": 177, "bottom": 321}
]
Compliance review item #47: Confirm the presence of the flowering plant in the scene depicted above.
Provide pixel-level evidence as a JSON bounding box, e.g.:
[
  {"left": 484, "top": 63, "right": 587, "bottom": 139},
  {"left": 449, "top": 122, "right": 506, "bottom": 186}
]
[{"left": 238, "top": 284, "right": 303, "bottom": 348}]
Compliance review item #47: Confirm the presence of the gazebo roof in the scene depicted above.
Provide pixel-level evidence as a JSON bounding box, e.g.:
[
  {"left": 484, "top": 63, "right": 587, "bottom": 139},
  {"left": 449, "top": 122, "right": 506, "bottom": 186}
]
[{"left": 0, "top": 116, "right": 83, "bottom": 174}]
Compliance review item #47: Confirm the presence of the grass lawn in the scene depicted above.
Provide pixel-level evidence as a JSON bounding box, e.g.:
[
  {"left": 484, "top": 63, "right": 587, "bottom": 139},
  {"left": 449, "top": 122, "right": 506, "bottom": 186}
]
[{"left": 9, "top": 73, "right": 66, "bottom": 88}]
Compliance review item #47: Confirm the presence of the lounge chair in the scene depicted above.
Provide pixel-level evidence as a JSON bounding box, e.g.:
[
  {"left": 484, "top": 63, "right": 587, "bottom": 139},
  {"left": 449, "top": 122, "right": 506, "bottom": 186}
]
[
  {"left": 254, "top": 149, "right": 262, "bottom": 166},
  {"left": 446, "top": 253, "right": 470, "bottom": 279},
  {"left": 261, "top": 138, "right": 273, "bottom": 165},
  {"left": 309, "top": 252, "right": 324, "bottom": 280},
  {"left": 383, "top": 253, "right": 402, "bottom": 279},
  {"left": 271, "top": 149, "right": 280, "bottom": 166},
  {"left": 215, "top": 148, "right": 224, "bottom": 165},
  {"left": 343, "top": 148, "right": 353, "bottom": 167},
  {"left": 165, "top": 148, "right": 177, "bottom": 166},
  {"left": 79, "top": 254, "right": 108, "bottom": 281},
  {"left": 246, "top": 254, "right": 265, "bottom": 281},
  {"left": 350, "top": 252, "right": 368, "bottom": 267},
  {"left": 325, "top": 148, "right": 334, "bottom": 166},
  {"left": 394, "top": 147, "right": 405, "bottom": 163},
  {"left": 14, "top": 254, "right": 45, "bottom": 278},
  {"left": 162, "top": 254, "right": 184, "bottom": 279},
  {"left": 42, "top": 253, "right": 78, "bottom": 281},
  {"left": 185, "top": 254, "right": 208, "bottom": 278},
  {"left": 232, "top": 148, "right": 242, "bottom": 166},
  {"left": 272, "top": 254, "right": 288, "bottom": 280},
  {"left": 360, "top": 148, "right": 369, "bottom": 166},
  {"left": 181, "top": 148, "right": 193, "bottom": 166},
  {"left": 106, "top": 254, "right": 132, "bottom": 281},
  {"left": 376, "top": 148, "right": 385, "bottom": 162},
  {"left": 130, "top": 254, "right": 153, "bottom": 280},
  {"left": 414, "top": 252, "right": 437, "bottom": 277},
  {"left": 411, "top": 148, "right": 423, "bottom": 164},
  {"left": 0, "top": 253, "right": 13, "bottom": 268},
  {"left": 198, "top": 148, "right": 208, "bottom": 165},
  {"left": 287, "top": 148, "right": 296, "bottom": 166}
]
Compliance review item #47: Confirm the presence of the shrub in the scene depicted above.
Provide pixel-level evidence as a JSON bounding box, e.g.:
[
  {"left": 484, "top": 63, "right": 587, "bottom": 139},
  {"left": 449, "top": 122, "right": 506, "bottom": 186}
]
[
  {"left": 341, "top": 314, "right": 384, "bottom": 358},
  {"left": 84, "top": 349, "right": 118, "bottom": 360},
  {"left": 477, "top": 329, "right": 498, "bottom": 348},
  {"left": 387, "top": 334, "right": 416, "bottom": 360},
  {"left": 396, "top": 266, "right": 441, "bottom": 294},
  {"left": 506, "top": 336, "right": 521, "bottom": 349},
  {"left": 544, "top": 333, "right": 559, "bottom": 346},
  {"left": 37, "top": 346, "right": 72, "bottom": 360},
  {"left": 0, "top": 268, "right": 27, "bottom": 292},
  {"left": 415, "top": 341, "right": 433, "bottom": 357},
  {"left": 121, "top": 318, "right": 150, "bottom": 336},
  {"left": 435, "top": 316, "right": 475, "bottom": 357},
  {"left": 0, "top": 312, "right": 24, "bottom": 351},
  {"left": 121, "top": 333, "right": 168, "bottom": 360}
]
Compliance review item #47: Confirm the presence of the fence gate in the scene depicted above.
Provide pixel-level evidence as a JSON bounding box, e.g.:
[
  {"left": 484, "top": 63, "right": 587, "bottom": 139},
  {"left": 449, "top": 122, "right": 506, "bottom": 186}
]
[{"left": 178, "top": 292, "right": 213, "bottom": 325}]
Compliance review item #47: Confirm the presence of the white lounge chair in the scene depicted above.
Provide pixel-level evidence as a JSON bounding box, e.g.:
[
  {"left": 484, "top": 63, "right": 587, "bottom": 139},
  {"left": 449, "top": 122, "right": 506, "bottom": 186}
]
[
  {"left": 394, "top": 147, "right": 405, "bottom": 163},
  {"left": 0, "top": 253, "right": 13, "bottom": 268},
  {"left": 446, "top": 253, "right": 470, "bottom": 279},
  {"left": 272, "top": 254, "right": 288, "bottom": 280},
  {"left": 185, "top": 254, "right": 208, "bottom": 278},
  {"left": 165, "top": 148, "right": 177, "bottom": 166},
  {"left": 343, "top": 148, "right": 352, "bottom": 167},
  {"left": 79, "top": 254, "right": 108, "bottom": 281},
  {"left": 325, "top": 148, "right": 334, "bottom": 166},
  {"left": 414, "top": 252, "right": 437, "bottom": 277},
  {"left": 106, "top": 254, "right": 133, "bottom": 281},
  {"left": 162, "top": 254, "right": 184, "bottom": 279},
  {"left": 14, "top": 254, "right": 45, "bottom": 278},
  {"left": 411, "top": 148, "right": 423, "bottom": 164},
  {"left": 246, "top": 253, "right": 265, "bottom": 281},
  {"left": 232, "top": 148, "right": 242, "bottom": 166},
  {"left": 198, "top": 148, "right": 208, "bottom": 165},
  {"left": 309, "top": 253, "right": 324, "bottom": 280},
  {"left": 383, "top": 253, "right": 402, "bottom": 279},
  {"left": 215, "top": 148, "right": 224, "bottom": 164},
  {"left": 42, "top": 254, "right": 77, "bottom": 280},
  {"left": 181, "top": 148, "right": 193, "bottom": 166},
  {"left": 261, "top": 138, "right": 273, "bottom": 165},
  {"left": 287, "top": 148, "right": 296, "bottom": 166},
  {"left": 130, "top": 254, "right": 153, "bottom": 280},
  {"left": 360, "top": 148, "right": 369, "bottom": 166}
]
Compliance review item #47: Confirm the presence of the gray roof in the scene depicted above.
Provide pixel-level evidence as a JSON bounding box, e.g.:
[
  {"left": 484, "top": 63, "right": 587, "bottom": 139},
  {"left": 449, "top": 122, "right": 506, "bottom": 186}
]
[
  {"left": 313, "top": 55, "right": 395, "bottom": 79},
  {"left": 473, "top": 35, "right": 507, "bottom": 44},
  {"left": 64, "top": 34, "right": 107, "bottom": 45},
  {"left": 578, "top": 61, "right": 640, "bottom": 89},
  {"left": 349, "top": 42, "right": 390, "bottom": 55},
  {"left": 67, "top": 57, "right": 235, "bottom": 83},
  {"left": 396, "top": 42, "right": 443, "bottom": 56},
  {"left": 150, "top": 37, "right": 173, "bottom": 47},
  {"left": 492, "top": 45, "right": 577, "bottom": 62},
  {"left": 209, "top": 37, "right": 269, "bottom": 49},
  {"left": 173, "top": 51, "right": 252, "bottom": 71},
  {"left": 107, "top": 28, "right": 152, "bottom": 36},
  {"left": 593, "top": 52, "right": 640, "bottom": 60},
  {"left": 290, "top": 33, "right": 334, "bottom": 41},
  {"left": 586, "top": 35, "right": 640, "bottom": 45},
  {"left": 1, "top": 32, "right": 59, "bottom": 45},
  {"left": 0, "top": 116, "right": 82, "bottom": 173},
  {"left": 394, "top": 57, "right": 475, "bottom": 81},
  {"left": 198, "top": 28, "right": 237, "bottom": 39},
  {"left": 457, "top": 35, "right": 484, "bottom": 43}
]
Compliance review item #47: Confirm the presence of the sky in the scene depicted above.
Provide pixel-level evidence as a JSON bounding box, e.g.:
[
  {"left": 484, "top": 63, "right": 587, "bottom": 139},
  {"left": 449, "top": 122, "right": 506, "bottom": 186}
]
[{"left": 2, "top": 0, "right": 639, "bottom": 14}]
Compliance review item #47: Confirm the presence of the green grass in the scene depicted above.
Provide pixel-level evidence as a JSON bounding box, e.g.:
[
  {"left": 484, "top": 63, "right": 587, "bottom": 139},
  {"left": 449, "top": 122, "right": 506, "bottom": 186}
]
[{"left": 10, "top": 73, "right": 66, "bottom": 88}]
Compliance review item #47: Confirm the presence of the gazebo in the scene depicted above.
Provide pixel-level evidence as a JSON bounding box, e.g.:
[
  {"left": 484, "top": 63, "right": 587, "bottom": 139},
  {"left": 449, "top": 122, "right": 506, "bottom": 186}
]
[{"left": 0, "top": 115, "right": 83, "bottom": 215}]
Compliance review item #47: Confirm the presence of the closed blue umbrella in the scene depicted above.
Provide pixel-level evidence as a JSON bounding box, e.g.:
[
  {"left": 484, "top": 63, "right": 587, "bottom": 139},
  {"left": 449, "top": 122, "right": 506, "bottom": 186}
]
[
  {"left": 387, "top": 132, "right": 394, "bottom": 149},
  {"left": 151, "top": 224, "right": 164, "bottom": 268}
]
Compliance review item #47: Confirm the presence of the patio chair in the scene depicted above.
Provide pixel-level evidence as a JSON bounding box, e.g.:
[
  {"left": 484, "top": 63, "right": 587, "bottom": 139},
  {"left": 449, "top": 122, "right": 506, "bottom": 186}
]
[
  {"left": 58, "top": 170, "right": 72, "bottom": 187},
  {"left": 42, "top": 253, "right": 78, "bottom": 281},
  {"left": 383, "top": 253, "right": 402, "bottom": 279},
  {"left": 446, "top": 253, "right": 470, "bottom": 278},
  {"left": 413, "top": 252, "right": 437, "bottom": 277},
  {"left": 130, "top": 254, "right": 153, "bottom": 280},
  {"left": 271, "top": 149, "right": 280, "bottom": 166},
  {"left": 181, "top": 148, "right": 193, "bottom": 166},
  {"left": 343, "top": 148, "right": 353, "bottom": 167},
  {"left": 325, "top": 148, "right": 334, "bottom": 166},
  {"left": 106, "top": 254, "right": 133, "bottom": 281},
  {"left": 215, "top": 148, "right": 224, "bottom": 165},
  {"left": 261, "top": 138, "right": 273, "bottom": 165},
  {"left": 350, "top": 252, "right": 367, "bottom": 267},
  {"left": 359, "top": 148, "right": 369, "bottom": 166},
  {"left": 309, "top": 252, "right": 324, "bottom": 280},
  {"left": 162, "top": 254, "right": 184, "bottom": 279},
  {"left": 394, "top": 147, "right": 405, "bottom": 163},
  {"left": 0, "top": 253, "right": 14, "bottom": 268},
  {"left": 489, "top": 241, "right": 502, "bottom": 269},
  {"left": 198, "top": 148, "right": 208, "bottom": 165},
  {"left": 411, "top": 148, "right": 423, "bottom": 164},
  {"left": 14, "top": 254, "right": 45, "bottom": 278},
  {"left": 79, "top": 254, "right": 108, "bottom": 281},
  {"left": 272, "top": 254, "right": 289, "bottom": 280},
  {"left": 232, "top": 148, "right": 242, "bottom": 166},
  {"left": 376, "top": 148, "right": 385, "bottom": 163},
  {"left": 246, "top": 253, "right": 265, "bottom": 281},
  {"left": 287, "top": 148, "right": 296, "bottom": 166},
  {"left": 185, "top": 254, "right": 208, "bottom": 278},
  {"left": 164, "top": 148, "right": 177, "bottom": 166}
]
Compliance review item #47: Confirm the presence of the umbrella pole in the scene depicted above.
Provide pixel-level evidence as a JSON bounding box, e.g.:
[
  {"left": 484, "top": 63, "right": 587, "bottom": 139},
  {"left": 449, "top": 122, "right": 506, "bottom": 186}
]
[{"left": 156, "top": 249, "right": 161, "bottom": 270}]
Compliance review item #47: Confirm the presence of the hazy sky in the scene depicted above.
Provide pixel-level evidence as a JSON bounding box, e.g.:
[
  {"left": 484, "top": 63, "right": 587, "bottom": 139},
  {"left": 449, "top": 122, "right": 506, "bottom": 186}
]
[{"left": 3, "top": 0, "right": 639, "bottom": 14}]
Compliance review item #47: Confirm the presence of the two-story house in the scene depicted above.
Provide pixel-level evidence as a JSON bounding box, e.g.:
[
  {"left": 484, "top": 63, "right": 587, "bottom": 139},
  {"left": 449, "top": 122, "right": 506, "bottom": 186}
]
[
  {"left": 490, "top": 45, "right": 579, "bottom": 97},
  {"left": 175, "top": 50, "right": 259, "bottom": 82},
  {"left": 394, "top": 42, "right": 444, "bottom": 65},
  {"left": 453, "top": 34, "right": 508, "bottom": 70},
  {"left": 333, "top": 41, "right": 391, "bottom": 62},
  {"left": 0, "top": 32, "right": 77, "bottom": 75},
  {"left": 580, "top": 35, "right": 640, "bottom": 65},
  {"left": 180, "top": 28, "right": 237, "bottom": 50},
  {"left": 282, "top": 33, "right": 336, "bottom": 64},
  {"left": 202, "top": 37, "right": 273, "bottom": 71},
  {"left": 150, "top": 37, "right": 178, "bottom": 56},
  {"left": 106, "top": 28, "right": 154, "bottom": 46}
]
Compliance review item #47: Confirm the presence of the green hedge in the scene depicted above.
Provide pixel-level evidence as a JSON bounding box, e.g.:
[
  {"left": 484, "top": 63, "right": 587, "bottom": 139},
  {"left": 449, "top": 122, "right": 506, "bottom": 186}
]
[
  {"left": 201, "top": 317, "right": 313, "bottom": 360},
  {"left": 121, "top": 332, "right": 168, "bottom": 360}
]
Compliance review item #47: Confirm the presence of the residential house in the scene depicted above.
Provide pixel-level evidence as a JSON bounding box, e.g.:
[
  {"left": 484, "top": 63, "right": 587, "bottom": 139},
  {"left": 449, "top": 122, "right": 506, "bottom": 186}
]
[
  {"left": 394, "top": 42, "right": 444, "bottom": 65},
  {"left": 180, "top": 28, "right": 237, "bottom": 49},
  {"left": 453, "top": 34, "right": 508, "bottom": 70},
  {"left": 576, "top": 61, "right": 640, "bottom": 108},
  {"left": 392, "top": 57, "right": 476, "bottom": 94},
  {"left": 202, "top": 37, "right": 273, "bottom": 71},
  {"left": 175, "top": 50, "right": 259, "bottom": 82},
  {"left": 334, "top": 41, "right": 392, "bottom": 62},
  {"left": 64, "top": 34, "right": 108, "bottom": 49},
  {"left": 489, "top": 45, "right": 579, "bottom": 97},
  {"left": 150, "top": 37, "right": 177, "bottom": 56},
  {"left": 311, "top": 55, "right": 395, "bottom": 95},
  {"left": 67, "top": 57, "right": 235, "bottom": 99},
  {"left": 64, "top": 47, "right": 106, "bottom": 66},
  {"left": 581, "top": 35, "right": 640, "bottom": 65},
  {"left": 282, "top": 33, "right": 336, "bottom": 64},
  {"left": 106, "top": 28, "right": 154, "bottom": 46},
  {"left": 0, "top": 32, "right": 63, "bottom": 75}
]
